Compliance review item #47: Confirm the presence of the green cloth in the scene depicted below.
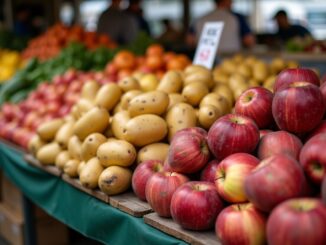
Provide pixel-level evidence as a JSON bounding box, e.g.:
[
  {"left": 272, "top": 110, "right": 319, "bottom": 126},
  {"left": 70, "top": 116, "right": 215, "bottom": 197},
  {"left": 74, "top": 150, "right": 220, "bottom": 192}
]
[{"left": 0, "top": 142, "right": 187, "bottom": 245}]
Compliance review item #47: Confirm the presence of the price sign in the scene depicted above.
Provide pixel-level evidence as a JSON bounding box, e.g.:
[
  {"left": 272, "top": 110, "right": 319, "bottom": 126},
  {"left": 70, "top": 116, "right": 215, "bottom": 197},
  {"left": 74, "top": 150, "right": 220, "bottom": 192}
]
[{"left": 193, "top": 22, "right": 224, "bottom": 69}]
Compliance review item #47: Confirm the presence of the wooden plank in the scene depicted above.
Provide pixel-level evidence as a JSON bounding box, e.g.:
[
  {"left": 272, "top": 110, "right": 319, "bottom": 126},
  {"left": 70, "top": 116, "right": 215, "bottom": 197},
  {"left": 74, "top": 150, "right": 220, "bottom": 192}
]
[
  {"left": 144, "top": 213, "right": 220, "bottom": 245},
  {"left": 61, "top": 174, "right": 110, "bottom": 203},
  {"left": 24, "top": 154, "right": 62, "bottom": 177},
  {"left": 0, "top": 138, "right": 26, "bottom": 153},
  {"left": 110, "top": 192, "right": 153, "bottom": 217}
]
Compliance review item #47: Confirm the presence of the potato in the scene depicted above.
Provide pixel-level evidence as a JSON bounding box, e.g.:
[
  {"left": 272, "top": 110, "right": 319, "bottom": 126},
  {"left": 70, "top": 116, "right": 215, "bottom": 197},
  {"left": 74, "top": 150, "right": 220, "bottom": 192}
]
[
  {"left": 73, "top": 107, "right": 110, "bottom": 140},
  {"left": 37, "top": 118, "right": 64, "bottom": 142},
  {"left": 237, "top": 64, "right": 252, "bottom": 78},
  {"left": 253, "top": 62, "right": 269, "bottom": 81},
  {"left": 64, "top": 159, "right": 80, "bottom": 178},
  {"left": 137, "top": 143, "right": 169, "bottom": 164},
  {"left": 55, "top": 121, "right": 75, "bottom": 149},
  {"left": 28, "top": 135, "right": 45, "bottom": 156},
  {"left": 81, "top": 80, "right": 100, "bottom": 101},
  {"left": 120, "top": 90, "right": 142, "bottom": 110},
  {"left": 139, "top": 74, "right": 159, "bottom": 91},
  {"left": 212, "top": 83, "right": 234, "bottom": 106},
  {"left": 184, "top": 65, "right": 208, "bottom": 76},
  {"left": 94, "top": 83, "right": 122, "bottom": 110},
  {"left": 70, "top": 105, "right": 79, "bottom": 120},
  {"left": 184, "top": 70, "right": 214, "bottom": 89},
  {"left": 124, "top": 114, "right": 168, "bottom": 147},
  {"left": 157, "top": 70, "right": 183, "bottom": 93},
  {"left": 167, "top": 93, "right": 186, "bottom": 110},
  {"left": 200, "top": 93, "right": 231, "bottom": 115},
  {"left": 118, "top": 77, "right": 140, "bottom": 92},
  {"left": 97, "top": 139, "right": 136, "bottom": 167},
  {"left": 198, "top": 105, "right": 223, "bottom": 129},
  {"left": 55, "top": 150, "right": 70, "bottom": 170},
  {"left": 165, "top": 102, "right": 197, "bottom": 141},
  {"left": 228, "top": 74, "right": 247, "bottom": 91},
  {"left": 36, "top": 142, "right": 61, "bottom": 165},
  {"left": 182, "top": 82, "right": 209, "bottom": 106},
  {"left": 111, "top": 111, "right": 130, "bottom": 140},
  {"left": 112, "top": 102, "right": 123, "bottom": 114},
  {"left": 221, "top": 60, "right": 237, "bottom": 75},
  {"left": 80, "top": 157, "right": 104, "bottom": 189},
  {"left": 128, "top": 91, "right": 169, "bottom": 117},
  {"left": 81, "top": 133, "right": 107, "bottom": 161},
  {"left": 98, "top": 166, "right": 132, "bottom": 195},
  {"left": 68, "top": 135, "right": 82, "bottom": 160},
  {"left": 75, "top": 99, "right": 94, "bottom": 118},
  {"left": 77, "top": 161, "right": 86, "bottom": 176}
]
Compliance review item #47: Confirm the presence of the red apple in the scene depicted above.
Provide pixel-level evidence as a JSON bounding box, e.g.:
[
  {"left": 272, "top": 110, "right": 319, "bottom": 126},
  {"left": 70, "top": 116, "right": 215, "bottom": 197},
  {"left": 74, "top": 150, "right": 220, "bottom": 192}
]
[
  {"left": 235, "top": 87, "right": 274, "bottom": 129},
  {"left": 267, "top": 198, "right": 326, "bottom": 245},
  {"left": 168, "top": 127, "right": 210, "bottom": 174},
  {"left": 215, "top": 153, "right": 259, "bottom": 203},
  {"left": 172, "top": 127, "right": 208, "bottom": 139},
  {"left": 274, "top": 68, "right": 320, "bottom": 92},
  {"left": 145, "top": 171, "right": 188, "bottom": 217},
  {"left": 208, "top": 114, "right": 260, "bottom": 161},
  {"left": 200, "top": 159, "right": 219, "bottom": 183},
  {"left": 258, "top": 130, "right": 303, "bottom": 160},
  {"left": 216, "top": 203, "right": 267, "bottom": 245},
  {"left": 132, "top": 160, "right": 163, "bottom": 201},
  {"left": 299, "top": 133, "right": 326, "bottom": 184},
  {"left": 170, "top": 181, "right": 224, "bottom": 230},
  {"left": 319, "top": 80, "right": 326, "bottom": 103},
  {"left": 272, "top": 82, "right": 325, "bottom": 134},
  {"left": 245, "top": 154, "right": 305, "bottom": 212},
  {"left": 259, "top": 129, "right": 272, "bottom": 139},
  {"left": 322, "top": 177, "right": 326, "bottom": 204},
  {"left": 306, "top": 120, "right": 326, "bottom": 140}
]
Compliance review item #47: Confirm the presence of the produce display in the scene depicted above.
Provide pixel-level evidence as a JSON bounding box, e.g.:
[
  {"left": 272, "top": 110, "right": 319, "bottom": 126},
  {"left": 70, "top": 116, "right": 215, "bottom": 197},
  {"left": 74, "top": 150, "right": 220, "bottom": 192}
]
[
  {"left": 286, "top": 36, "right": 326, "bottom": 53},
  {"left": 0, "top": 69, "right": 107, "bottom": 147},
  {"left": 22, "top": 65, "right": 326, "bottom": 244},
  {"left": 21, "top": 23, "right": 116, "bottom": 61},
  {"left": 0, "top": 49, "right": 24, "bottom": 82},
  {"left": 213, "top": 55, "right": 299, "bottom": 98}
]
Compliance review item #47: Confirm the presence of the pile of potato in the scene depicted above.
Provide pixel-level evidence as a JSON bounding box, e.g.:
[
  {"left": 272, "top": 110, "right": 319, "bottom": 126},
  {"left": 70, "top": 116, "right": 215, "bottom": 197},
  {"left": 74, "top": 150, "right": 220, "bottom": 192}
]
[
  {"left": 213, "top": 55, "right": 299, "bottom": 98},
  {"left": 27, "top": 64, "right": 242, "bottom": 196}
]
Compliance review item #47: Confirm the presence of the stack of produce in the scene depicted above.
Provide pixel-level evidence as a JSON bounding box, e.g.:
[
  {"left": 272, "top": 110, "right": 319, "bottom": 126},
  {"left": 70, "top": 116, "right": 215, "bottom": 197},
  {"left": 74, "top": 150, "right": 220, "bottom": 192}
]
[
  {"left": 0, "top": 69, "right": 113, "bottom": 147},
  {"left": 104, "top": 44, "right": 191, "bottom": 81},
  {"left": 132, "top": 67, "right": 326, "bottom": 245},
  {"left": 0, "top": 43, "right": 115, "bottom": 105},
  {"left": 286, "top": 36, "right": 326, "bottom": 53},
  {"left": 21, "top": 23, "right": 116, "bottom": 61},
  {"left": 213, "top": 55, "right": 299, "bottom": 98},
  {"left": 27, "top": 64, "right": 235, "bottom": 196},
  {"left": 0, "top": 49, "right": 25, "bottom": 82}
]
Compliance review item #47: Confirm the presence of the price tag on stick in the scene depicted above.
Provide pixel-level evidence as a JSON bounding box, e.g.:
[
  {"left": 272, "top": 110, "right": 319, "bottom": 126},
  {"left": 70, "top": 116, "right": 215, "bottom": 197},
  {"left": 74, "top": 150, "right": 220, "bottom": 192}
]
[{"left": 193, "top": 22, "right": 224, "bottom": 69}]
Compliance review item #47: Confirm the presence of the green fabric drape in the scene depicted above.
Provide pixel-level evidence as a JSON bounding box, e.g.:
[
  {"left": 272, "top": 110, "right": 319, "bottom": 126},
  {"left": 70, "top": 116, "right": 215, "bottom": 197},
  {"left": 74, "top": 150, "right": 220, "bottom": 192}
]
[{"left": 0, "top": 142, "right": 187, "bottom": 245}]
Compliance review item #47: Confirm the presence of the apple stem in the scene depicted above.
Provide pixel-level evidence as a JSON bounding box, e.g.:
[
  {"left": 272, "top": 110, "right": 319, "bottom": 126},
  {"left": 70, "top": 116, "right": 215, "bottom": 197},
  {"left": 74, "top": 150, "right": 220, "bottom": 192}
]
[{"left": 237, "top": 204, "right": 242, "bottom": 211}]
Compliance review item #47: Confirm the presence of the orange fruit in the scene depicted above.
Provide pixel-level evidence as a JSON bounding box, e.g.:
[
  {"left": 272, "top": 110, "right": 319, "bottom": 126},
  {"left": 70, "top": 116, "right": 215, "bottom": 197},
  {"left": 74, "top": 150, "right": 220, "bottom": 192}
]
[
  {"left": 146, "top": 44, "right": 164, "bottom": 57},
  {"left": 114, "top": 50, "right": 136, "bottom": 70},
  {"left": 145, "top": 54, "right": 164, "bottom": 71}
]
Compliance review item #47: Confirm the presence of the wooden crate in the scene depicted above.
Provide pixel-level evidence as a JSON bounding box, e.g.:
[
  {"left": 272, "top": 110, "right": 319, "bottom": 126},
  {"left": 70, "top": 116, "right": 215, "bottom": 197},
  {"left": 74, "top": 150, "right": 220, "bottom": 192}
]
[
  {"left": 110, "top": 192, "right": 152, "bottom": 217},
  {"left": 144, "top": 213, "right": 220, "bottom": 245}
]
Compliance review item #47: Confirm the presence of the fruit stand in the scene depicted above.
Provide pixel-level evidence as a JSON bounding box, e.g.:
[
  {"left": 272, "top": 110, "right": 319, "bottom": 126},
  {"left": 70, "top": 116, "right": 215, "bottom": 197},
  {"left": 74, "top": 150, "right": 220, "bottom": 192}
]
[{"left": 0, "top": 2, "right": 326, "bottom": 245}]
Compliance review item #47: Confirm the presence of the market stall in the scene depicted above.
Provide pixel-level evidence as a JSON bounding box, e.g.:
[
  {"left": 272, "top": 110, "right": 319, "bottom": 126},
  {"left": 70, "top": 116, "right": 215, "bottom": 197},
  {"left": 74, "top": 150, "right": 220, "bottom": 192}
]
[{"left": 0, "top": 0, "right": 325, "bottom": 245}]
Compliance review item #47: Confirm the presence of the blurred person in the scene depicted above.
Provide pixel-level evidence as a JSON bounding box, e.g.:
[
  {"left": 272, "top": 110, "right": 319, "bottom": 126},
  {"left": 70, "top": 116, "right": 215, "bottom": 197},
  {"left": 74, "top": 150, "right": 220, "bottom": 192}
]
[
  {"left": 13, "top": 5, "right": 32, "bottom": 37},
  {"left": 274, "top": 10, "right": 311, "bottom": 42},
  {"left": 127, "top": 0, "right": 151, "bottom": 35},
  {"left": 189, "top": 0, "right": 255, "bottom": 53},
  {"left": 97, "top": 0, "right": 139, "bottom": 45},
  {"left": 157, "top": 19, "right": 183, "bottom": 47}
]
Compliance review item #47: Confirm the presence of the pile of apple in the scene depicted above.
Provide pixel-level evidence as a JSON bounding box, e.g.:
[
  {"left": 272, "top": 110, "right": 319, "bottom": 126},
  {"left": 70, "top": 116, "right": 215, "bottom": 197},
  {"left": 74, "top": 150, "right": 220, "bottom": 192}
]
[
  {"left": 132, "top": 67, "right": 326, "bottom": 245},
  {"left": 0, "top": 69, "right": 113, "bottom": 148},
  {"left": 213, "top": 55, "right": 300, "bottom": 99}
]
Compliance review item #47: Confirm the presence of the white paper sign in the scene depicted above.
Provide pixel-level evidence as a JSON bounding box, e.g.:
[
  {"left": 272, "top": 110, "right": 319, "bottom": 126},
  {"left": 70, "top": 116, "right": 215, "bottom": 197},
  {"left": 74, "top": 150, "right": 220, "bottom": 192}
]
[{"left": 193, "top": 22, "right": 224, "bottom": 69}]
